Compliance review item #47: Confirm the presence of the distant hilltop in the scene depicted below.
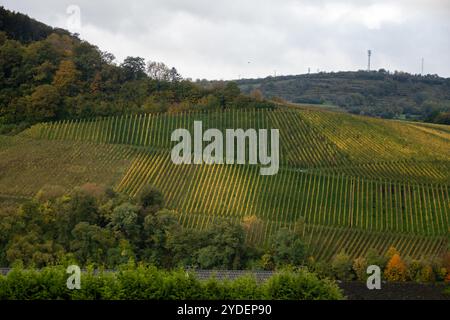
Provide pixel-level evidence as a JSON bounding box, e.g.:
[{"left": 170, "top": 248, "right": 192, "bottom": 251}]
[
  {"left": 0, "top": 6, "right": 71, "bottom": 43},
  {"left": 236, "top": 70, "right": 450, "bottom": 123}
]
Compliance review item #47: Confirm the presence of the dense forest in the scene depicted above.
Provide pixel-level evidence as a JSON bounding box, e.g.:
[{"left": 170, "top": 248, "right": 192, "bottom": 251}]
[
  {"left": 0, "top": 184, "right": 262, "bottom": 270},
  {"left": 0, "top": 6, "right": 274, "bottom": 134},
  {"left": 0, "top": 6, "right": 68, "bottom": 42},
  {"left": 237, "top": 70, "right": 450, "bottom": 123},
  {"left": 0, "top": 183, "right": 313, "bottom": 271}
]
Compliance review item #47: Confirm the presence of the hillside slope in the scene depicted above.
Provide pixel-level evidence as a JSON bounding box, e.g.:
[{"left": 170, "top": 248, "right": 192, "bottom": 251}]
[
  {"left": 237, "top": 71, "right": 450, "bottom": 122},
  {"left": 0, "top": 6, "right": 70, "bottom": 43},
  {"left": 1, "top": 106, "right": 448, "bottom": 261}
]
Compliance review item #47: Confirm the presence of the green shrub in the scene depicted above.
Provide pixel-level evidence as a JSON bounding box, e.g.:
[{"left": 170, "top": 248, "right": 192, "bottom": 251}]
[
  {"left": 271, "top": 228, "right": 306, "bottom": 267},
  {"left": 406, "top": 258, "right": 422, "bottom": 282},
  {"left": 365, "top": 248, "right": 387, "bottom": 270},
  {"left": 223, "top": 275, "right": 264, "bottom": 300},
  {"left": 444, "top": 285, "right": 450, "bottom": 297},
  {"left": 352, "top": 257, "right": 368, "bottom": 281},
  {"left": 0, "top": 265, "right": 344, "bottom": 300},
  {"left": 263, "top": 269, "right": 344, "bottom": 300},
  {"left": 0, "top": 266, "right": 70, "bottom": 299},
  {"left": 71, "top": 270, "right": 118, "bottom": 300},
  {"left": 331, "top": 251, "right": 354, "bottom": 281}
]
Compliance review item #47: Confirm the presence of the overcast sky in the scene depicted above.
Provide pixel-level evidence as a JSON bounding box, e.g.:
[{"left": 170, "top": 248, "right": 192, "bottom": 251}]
[{"left": 2, "top": 0, "right": 450, "bottom": 79}]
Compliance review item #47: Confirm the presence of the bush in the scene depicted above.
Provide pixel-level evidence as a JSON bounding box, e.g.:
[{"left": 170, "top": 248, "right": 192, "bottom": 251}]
[
  {"left": 0, "top": 266, "right": 71, "bottom": 300},
  {"left": 331, "top": 251, "right": 354, "bottom": 281},
  {"left": 225, "top": 275, "right": 264, "bottom": 300},
  {"left": 352, "top": 257, "right": 368, "bottom": 281},
  {"left": 72, "top": 269, "right": 118, "bottom": 300},
  {"left": 263, "top": 269, "right": 344, "bottom": 300},
  {"left": 306, "top": 258, "right": 334, "bottom": 279},
  {"left": 0, "top": 265, "right": 344, "bottom": 300},
  {"left": 418, "top": 264, "right": 435, "bottom": 283},
  {"left": 384, "top": 254, "right": 407, "bottom": 282},
  {"left": 365, "top": 248, "right": 387, "bottom": 270},
  {"left": 271, "top": 228, "right": 306, "bottom": 267},
  {"left": 138, "top": 185, "right": 164, "bottom": 210},
  {"left": 142, "top": 96, "right": 168, "bottom": 113},
  {"left": 406, "top": 258, "right": 422, "bottom": 282}
]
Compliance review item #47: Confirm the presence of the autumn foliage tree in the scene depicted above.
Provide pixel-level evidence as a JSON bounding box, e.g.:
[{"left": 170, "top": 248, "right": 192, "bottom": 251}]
[
  {"left": 0, "top": 9, "right": 276, "bottom": 132},
  {"left": 384, "top": 253, "right": 407, "bottom": 282},
  {"left": 52, "top": 59, "right": 80, "bottom": 95},
  {"left": 385, "top": 246, "right": 400, "bottom": 260},
  {"left": 443, "top": 252, "right": 450, "bottom": 282},
  {"left": 241, "top": 215, "right": 264, "bottom": 246},
  {"left": 250, "top": 89, "right": 263, "bottom": 101},
  {"left": 27, "top": 84, "right": 60, "bottom": 121},
  {"left": 352, "top": 257, "right": 368, "bottom": 281}
]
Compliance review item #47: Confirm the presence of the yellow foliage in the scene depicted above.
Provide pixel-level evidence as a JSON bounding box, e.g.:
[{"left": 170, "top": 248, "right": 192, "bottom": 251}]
[
  {"left": 384, "top": 253, "right": 407, "bottom": 282},
  {"left": 242, "top": 215, "right": 264, "bottom": 245},
  {"left": 385, "top": 246, "right": 399, "bottom": 259},
  {"left": 52, "top": 60, "right": 79, "bottom": 94}
]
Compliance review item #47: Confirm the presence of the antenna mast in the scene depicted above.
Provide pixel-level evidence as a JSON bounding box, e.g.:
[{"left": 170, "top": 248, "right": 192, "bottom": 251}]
[
  {"left": 367, "top": 50, "right": 372, "bottom": 71},
  {"left": 421, "top": 57, "right": 424, "bottom": 75}
]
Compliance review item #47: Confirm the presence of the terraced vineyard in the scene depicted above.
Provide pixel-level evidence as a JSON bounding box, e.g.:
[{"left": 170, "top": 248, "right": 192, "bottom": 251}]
[{"left": 2, "top": 106, "right": 449, "bottom": 260}]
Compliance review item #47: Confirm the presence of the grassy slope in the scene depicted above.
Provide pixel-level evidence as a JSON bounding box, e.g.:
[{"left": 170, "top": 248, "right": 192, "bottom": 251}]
[
  {"left": 1, "top": 106, "right": 448, "bottom": 260},
  {"left": 0, "top": 135, "right": 136, "bottom": 197}
]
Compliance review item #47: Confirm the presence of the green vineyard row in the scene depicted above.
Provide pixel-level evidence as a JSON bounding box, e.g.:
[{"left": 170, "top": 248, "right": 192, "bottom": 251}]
[
  {"left": 116, "top": 150, "right": 449, "bottom": 236},
  {"left": 4, "top": 108, "right": 448, "bottom": 261},
  {"left": 21, "top": 108, "right": 450, "bottom": 171}
]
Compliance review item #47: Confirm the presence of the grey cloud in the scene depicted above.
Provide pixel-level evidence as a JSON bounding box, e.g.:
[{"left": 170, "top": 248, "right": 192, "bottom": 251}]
[{"left": 1, "top": 0, "right": 449, "bottom": 79}]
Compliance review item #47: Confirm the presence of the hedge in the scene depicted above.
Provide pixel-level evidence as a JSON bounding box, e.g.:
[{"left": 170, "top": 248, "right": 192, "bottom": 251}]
[{"left": 0, "top": 265, "right": 344, "bottom": 300}]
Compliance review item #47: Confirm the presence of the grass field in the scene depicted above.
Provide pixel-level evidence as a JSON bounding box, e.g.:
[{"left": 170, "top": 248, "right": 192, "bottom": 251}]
[{"left": 1, "top": 106, "right": 448, "bottom": 260}]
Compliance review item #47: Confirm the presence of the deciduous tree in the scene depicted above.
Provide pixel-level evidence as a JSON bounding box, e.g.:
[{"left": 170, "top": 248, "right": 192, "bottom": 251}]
[{"left": 384, "top": 253, "right": 407, "bottom": 282}]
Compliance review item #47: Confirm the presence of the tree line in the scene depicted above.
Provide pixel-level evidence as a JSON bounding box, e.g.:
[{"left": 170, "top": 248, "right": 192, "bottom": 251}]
[
  {"left": 1, "top": 184, "right": 448, "bottom": 283},
  {"left": 0, "top": 265, "right": 344, "bottom": 300},
  {"left": 0, "top": 7, "right": 275, "bottom": 134},
  {"left": 237, "top": 70, "right": 450, "bottom": 123},
  {"left": 0, "top": 184, "right": 304, "bottom": 270}
]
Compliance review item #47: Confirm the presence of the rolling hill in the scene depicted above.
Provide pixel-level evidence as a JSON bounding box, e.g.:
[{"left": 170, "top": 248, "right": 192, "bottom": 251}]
[
  {"left": 1, "top": 105, "right": 448, "bottom": 261},
  {"left": 236, "top": 71, "right": 450, "bottom": 122}
]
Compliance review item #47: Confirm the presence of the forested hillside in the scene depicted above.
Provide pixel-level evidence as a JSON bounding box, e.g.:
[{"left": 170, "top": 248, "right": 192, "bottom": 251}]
[
  {"left": 0, "top": 6, "right": 68, "bottom": 43},
  {"left": 0, "top": 6, "right": 273, "bottom": 134},
  {"left": 237, "top": 71, "right": 450, "bottom": 123}
]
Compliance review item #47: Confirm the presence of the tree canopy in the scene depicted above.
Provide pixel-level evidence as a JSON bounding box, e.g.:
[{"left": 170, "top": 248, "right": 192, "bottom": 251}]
[{"left": 0, "top": 7, "right": 275, "bottom": 133}]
